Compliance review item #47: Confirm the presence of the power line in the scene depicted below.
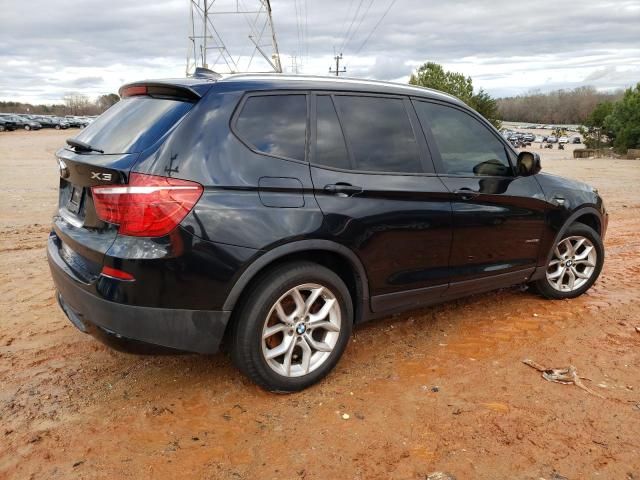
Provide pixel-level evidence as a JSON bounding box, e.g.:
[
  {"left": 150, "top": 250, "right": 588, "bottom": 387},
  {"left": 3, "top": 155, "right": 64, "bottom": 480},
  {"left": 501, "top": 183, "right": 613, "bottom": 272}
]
[
  {"left": 340, "top": 0, "right": 366, "bottom": 53},
  {"left": 353, "top": 0, "right": 397, "bottom": 56},
  {"left": 342, "top": 0, "right": 375, "bottom": 54},
  {"left": 293, "top": 0, "right": 303, "bottom": 70},
  {"left": 304, "top": 0, "right": 309, "bottom": 62},
  {"left": 338, "top": 0, "right": 357, "bottom": 50}
]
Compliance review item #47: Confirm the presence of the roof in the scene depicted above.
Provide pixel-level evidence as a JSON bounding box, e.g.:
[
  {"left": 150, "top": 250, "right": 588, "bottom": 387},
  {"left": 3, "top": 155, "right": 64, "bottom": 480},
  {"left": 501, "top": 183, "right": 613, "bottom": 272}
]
[
  {"left": 119, "top": 72, "right": 464, "bottom": 106},
  {"left": 215, "top": 73, "right": 463, "bottom": 104}
]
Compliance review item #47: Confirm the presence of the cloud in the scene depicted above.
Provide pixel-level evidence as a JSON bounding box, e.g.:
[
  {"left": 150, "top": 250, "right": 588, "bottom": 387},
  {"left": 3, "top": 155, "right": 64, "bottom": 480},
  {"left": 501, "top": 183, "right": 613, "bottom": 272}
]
[{"left": 0, "top": 0, "right": 638, "bottom": 103}]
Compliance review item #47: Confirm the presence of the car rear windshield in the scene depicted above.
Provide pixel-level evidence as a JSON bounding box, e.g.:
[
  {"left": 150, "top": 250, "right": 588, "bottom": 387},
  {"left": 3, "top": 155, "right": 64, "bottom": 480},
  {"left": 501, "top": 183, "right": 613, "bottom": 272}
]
[{"left": 72, "top": 96, "right": 194, "bottom": 154}]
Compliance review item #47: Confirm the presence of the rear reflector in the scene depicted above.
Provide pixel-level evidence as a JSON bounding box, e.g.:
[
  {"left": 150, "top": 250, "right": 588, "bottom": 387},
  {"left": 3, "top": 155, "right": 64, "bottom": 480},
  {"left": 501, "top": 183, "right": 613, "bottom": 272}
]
[
  {"left": 91, "top": 173, "right": 203, "bottom": 237},
  {"left": 101, "top": 266, "right": 135, "bottom": 281}
]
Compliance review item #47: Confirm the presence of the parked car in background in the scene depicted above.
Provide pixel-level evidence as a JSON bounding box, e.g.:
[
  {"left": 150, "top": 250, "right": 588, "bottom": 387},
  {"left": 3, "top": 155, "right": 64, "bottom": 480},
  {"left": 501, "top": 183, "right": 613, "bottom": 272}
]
[
  {"left": 534, "top": 136, "right": 545, "bottom": 143},
  {"left": 0, "top": 116, "right": 18, "bottom": 131},
  {"left": 64, "top": 116, "right": 91, "bottom": 128},
  {"left": 571, "top": 136, "right": 581, "bottom": 144},
  {"left": 1, "top": 113, "right": 41, "bottom": 130},
  {"left": 36, "top": 116, "right": 69, "bottom": 129},
  {"left": 523, "top": 133, "right": 535, "bottom": 142},
  {"left": 6, "top": 114, "right": 43, "bottom": 130},
  {"left": 559, "top": 136, "right": 569, "bottom": 144},
  {"left": 547, "top": 135, "right": 558, "bottom": 143}
]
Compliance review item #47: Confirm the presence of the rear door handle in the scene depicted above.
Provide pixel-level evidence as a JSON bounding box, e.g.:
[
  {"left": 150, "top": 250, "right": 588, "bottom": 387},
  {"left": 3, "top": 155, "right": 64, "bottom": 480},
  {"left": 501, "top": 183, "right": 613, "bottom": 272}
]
[
  {"left": 454, "top": 188, "right": 480, "bottom": 200},
  {"left": 324, "top": 183, "right": 363, "bottom": 197}
]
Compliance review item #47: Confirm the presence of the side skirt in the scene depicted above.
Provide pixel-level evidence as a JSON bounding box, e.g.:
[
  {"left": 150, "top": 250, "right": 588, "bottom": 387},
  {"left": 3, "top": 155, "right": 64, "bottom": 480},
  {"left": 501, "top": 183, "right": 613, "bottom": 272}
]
[{"left": 365, "top": 268, "right": 535, "bottom": 321}]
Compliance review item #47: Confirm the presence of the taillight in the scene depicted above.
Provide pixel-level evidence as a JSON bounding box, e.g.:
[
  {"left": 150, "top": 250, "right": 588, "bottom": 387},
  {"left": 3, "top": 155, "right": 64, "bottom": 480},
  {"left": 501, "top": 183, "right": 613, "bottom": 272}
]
[{"left": 91, "top": 173, "right": 203, "bottom": 237}]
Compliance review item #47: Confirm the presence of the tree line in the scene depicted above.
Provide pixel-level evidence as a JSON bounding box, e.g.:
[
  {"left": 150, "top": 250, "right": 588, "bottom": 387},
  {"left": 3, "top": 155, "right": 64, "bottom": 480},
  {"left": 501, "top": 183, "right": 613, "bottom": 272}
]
[
  {"left": 409, "top": 62, "right": 501, "bottom": 128},
  {"left": 0, "top": 93, "right": 119, "bottom": 116},
  {"left": 582, "top": 83, "right": 640, "bottom": 153},
  {"left": 497, "top": 87, "right": 624, "bottom": 125}
]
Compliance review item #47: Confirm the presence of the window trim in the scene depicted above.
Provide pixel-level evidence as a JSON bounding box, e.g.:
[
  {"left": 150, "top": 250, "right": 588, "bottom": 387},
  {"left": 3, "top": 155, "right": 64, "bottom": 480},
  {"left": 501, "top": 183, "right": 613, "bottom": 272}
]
[
  {"left": 310, "top": 91, "right": 435, "bottom": 176},
  {"left": 412, "top": 97, "right": 517, "bottom": 178},
  {"left": 230, "top": 90, "right": 310, "bottom": 165}
]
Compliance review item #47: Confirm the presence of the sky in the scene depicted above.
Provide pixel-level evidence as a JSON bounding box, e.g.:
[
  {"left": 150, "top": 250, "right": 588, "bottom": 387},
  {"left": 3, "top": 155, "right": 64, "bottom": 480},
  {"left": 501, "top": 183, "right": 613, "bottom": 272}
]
[{"left": 1, "top": 0, "right": 639, "bottom": 104}]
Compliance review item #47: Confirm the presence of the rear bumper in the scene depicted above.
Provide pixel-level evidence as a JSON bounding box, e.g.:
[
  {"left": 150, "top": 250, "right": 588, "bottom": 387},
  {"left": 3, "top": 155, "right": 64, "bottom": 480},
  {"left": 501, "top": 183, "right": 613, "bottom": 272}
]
[{"left": 47, "top": 234, "right": 231, "bottom": 354}]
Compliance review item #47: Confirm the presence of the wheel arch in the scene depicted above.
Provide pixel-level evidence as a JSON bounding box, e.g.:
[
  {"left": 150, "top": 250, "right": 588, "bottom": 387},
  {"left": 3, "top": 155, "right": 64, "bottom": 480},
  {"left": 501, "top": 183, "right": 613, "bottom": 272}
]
[
  {"left": 222, "top": 240, "right": 370, "bottom": 324},
  {"left": 545, "top": 206, "right": 603, "bottom": 265}
]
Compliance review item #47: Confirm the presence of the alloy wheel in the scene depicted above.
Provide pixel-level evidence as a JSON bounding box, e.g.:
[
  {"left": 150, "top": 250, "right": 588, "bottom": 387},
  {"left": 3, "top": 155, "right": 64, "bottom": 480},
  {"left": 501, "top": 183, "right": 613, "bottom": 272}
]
[
  {"left": 261, "top": 283, "right": 341, "bottom": 378},
  {"left": 546, "top": 235, "right": 597, "bottom": 292}
]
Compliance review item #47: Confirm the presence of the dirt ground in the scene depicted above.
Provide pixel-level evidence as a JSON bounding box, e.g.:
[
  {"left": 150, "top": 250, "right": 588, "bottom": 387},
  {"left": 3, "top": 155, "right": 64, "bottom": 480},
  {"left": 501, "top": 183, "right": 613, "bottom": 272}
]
[{"left": 1, "top": 129, "right": 639, "bottom": 480}]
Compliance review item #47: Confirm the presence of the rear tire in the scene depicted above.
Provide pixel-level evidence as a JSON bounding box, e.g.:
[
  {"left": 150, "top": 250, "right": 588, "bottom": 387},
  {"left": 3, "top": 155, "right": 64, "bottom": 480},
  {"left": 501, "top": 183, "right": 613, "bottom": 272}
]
[
  {"left": 534, "top": 223, "right": 604, "bottom": 299},
  {"left": 230, "top": 261, "right": 353, "bottom": 392},
  {"left": 24, "top": 125, "right": 31, "bottom": 131},
  {"left": 55, "top": 125, "right": 61, "bottom": 130}
]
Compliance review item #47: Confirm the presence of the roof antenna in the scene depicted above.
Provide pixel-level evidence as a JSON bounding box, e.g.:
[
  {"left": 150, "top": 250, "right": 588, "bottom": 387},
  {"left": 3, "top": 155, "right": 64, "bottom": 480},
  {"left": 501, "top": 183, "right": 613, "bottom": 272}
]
[{"left": 193, "top": 67, "right": 222, "bottom": 79}]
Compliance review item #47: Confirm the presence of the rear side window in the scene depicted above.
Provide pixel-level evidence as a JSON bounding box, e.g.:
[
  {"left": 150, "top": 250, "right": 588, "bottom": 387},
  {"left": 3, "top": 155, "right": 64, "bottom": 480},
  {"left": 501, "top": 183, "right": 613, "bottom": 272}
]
[
  {"left": 414, "top": 101, "right": 512, "bottom": 177},
  {"left": 333, "top": 95, "right": 421, "bottom": 173},
  {"left": 74, "top": 97, "right": 193, "bottom": 154},
  {"left": 235, "top": 95, "right": 307, "bottom": 161},
  {"left": 315, "top": 96, "right": 350, "bottom": 170}
]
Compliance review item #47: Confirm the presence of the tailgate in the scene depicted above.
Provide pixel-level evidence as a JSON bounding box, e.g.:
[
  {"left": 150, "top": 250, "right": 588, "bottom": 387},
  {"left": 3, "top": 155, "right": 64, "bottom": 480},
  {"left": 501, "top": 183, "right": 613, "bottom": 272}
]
[{"left": 53, "top": 150, "right": 139, "bottom": 282}]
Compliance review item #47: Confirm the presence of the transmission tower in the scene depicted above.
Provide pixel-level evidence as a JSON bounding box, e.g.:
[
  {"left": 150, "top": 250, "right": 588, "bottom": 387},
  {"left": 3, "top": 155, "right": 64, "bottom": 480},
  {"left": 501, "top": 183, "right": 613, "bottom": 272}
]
[{"left": 186, "top": 0, "right": 282, "bottom": 76}]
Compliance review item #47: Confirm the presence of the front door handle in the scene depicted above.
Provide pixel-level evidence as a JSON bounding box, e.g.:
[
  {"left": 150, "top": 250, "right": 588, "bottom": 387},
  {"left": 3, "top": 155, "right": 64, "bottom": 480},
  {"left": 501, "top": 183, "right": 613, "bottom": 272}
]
[
  {"left": 454, "top": 188, "right": 480, "bottom": 200},
  {"left": 324, "top": 183, "right": 363, "bottom": 197}
]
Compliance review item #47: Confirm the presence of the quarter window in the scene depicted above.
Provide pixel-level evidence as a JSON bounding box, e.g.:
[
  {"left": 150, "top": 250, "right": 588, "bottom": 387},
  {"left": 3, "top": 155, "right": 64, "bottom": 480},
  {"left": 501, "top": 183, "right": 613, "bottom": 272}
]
[
  {"left": 235, "top": 95, "right": 307, "bottom": 161},
  {"left": 333, "top": 95, "right": 422, "bottom": 173},
  {"left": 414, "top": 101, "right": 512, "bottom": 176}
]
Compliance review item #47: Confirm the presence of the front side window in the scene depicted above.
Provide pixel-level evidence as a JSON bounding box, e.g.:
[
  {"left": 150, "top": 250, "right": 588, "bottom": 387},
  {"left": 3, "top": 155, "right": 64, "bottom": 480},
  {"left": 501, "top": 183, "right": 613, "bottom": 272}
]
[
  {"left": 333, "top": 95, "right": 422, "bottom": 173},
  {"left": 235, "top": 94, "right": 307, "bottom": 161},
  {"left": 414, "top": 101, "right": 512, "bottom": 176}
]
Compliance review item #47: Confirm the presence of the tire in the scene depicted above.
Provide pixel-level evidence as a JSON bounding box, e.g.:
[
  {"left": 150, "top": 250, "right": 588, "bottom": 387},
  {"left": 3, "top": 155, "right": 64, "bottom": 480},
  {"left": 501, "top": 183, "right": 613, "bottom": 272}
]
[
  {"left": 24, "top": 125, "right": 31, "bottom": 131},
  {"left": 55, "top": 124, "right": 61, "bottom": 130},
  {"left": 534, "top": 223, "right": 604, "bottom": 299},
  {"left": 0, "top": 125, "right": 5, "bottom": 132},
  {"left": 230, "top": 261, "right": 353, "bottom": 392}
]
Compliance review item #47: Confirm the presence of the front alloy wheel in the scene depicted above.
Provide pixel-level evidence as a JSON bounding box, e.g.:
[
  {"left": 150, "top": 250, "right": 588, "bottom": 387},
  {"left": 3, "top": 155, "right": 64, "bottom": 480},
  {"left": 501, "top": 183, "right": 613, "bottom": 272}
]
[
  {"left": 535, "top": 223, "right": 604, "bottom": 299},
  {"left": 546, "top": 236, "right": 597, "bottom": 292}
]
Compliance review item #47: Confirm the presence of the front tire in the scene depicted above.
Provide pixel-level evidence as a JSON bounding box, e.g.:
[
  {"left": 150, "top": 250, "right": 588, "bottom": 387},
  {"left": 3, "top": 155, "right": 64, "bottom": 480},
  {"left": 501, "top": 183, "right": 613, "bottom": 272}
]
[
  {"left": 534, "top": 223, "right": 604, "bottom": 299},
  {"left": 230, "top": 262, "right": 353, "bottom": 392}
]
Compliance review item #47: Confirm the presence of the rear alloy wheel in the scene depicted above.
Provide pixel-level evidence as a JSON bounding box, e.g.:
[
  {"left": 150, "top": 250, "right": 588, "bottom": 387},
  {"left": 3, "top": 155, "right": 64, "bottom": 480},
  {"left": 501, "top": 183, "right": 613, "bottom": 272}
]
[
  {"left": 55, "top": 124, "right": 61, "bottom": 130},
  {"left": 535, "top": 223, "right": 603, "bottom": 299},
  {"left": 24, "top": 125, "right": 31, "bottom": 131},
  {"left": 262, "top": 283, "right": 342, "bottom": 378},
  {"left": 231, "top": 262, "right": 352, "bottom": 392}
]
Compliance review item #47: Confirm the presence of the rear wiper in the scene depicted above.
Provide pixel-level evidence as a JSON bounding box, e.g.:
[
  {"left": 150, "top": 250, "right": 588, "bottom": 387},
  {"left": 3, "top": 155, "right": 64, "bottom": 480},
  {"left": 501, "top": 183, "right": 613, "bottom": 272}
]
[{"left": 66, "top": 138, "right": 104, "bottom": 154}]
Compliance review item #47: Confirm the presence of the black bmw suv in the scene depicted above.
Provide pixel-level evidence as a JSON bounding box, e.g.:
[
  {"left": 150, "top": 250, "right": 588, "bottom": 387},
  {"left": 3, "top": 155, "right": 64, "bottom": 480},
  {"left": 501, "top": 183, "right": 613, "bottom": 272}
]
[{"left": 48, "top": 72, "right": 607, "bottom": 391}]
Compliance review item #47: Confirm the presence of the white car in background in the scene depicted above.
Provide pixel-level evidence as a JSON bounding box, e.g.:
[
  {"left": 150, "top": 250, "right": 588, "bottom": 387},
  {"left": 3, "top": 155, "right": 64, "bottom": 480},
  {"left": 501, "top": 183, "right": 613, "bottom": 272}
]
[{"left": 559, "top": 136, "right": 569, "bottom": 144}]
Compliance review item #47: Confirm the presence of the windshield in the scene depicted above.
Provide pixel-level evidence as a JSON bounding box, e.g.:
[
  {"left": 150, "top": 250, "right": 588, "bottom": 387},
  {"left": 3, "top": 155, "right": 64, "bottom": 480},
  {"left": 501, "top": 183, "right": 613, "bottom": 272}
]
[{"left": 73, "top": 96, "right": 193, "bottom": 154}]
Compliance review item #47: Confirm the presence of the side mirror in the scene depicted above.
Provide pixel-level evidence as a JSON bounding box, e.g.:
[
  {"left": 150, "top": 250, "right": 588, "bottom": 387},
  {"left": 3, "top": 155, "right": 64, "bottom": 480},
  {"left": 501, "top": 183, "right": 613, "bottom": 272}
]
[{"left": 517, "top": 151, "right": 541, "bottom": 176}]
